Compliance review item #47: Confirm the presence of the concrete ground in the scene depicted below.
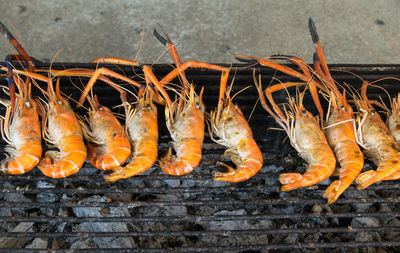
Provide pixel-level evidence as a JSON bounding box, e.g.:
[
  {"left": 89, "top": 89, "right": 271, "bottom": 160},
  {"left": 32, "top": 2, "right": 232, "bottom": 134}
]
[{"left": 0, "top": 0, "right": 399, "bottom": 64}]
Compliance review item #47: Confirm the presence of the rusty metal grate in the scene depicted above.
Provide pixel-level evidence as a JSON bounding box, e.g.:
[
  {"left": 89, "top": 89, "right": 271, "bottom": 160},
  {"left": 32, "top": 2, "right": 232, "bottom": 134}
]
[{"left": 0, "top": 62, "right": 400, "bottom": 252}]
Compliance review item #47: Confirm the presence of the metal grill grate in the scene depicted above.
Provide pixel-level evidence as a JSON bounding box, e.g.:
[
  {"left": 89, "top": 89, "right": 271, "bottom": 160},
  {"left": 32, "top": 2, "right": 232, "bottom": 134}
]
[{"left": 0, "top": 63, "right": 400, "bottom": 252}]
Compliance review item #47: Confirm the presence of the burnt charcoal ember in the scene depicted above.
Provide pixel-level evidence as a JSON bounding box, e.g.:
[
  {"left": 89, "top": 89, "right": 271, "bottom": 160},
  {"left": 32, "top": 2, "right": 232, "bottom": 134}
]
[
  {"left": 351, "top": 217, "right": 382, "bottom": 228},
  {"left": 36, "top": 181, "right": 55, "bottom": 189},
  {"left": 3, "top": 184, "right": 31, "bottom": 203},
  {"left": 209, "top": 209, "right": 250, "bottom": 230},
  {"left": 25, "top": 238, "right": 48, "bottom": 249},
  {"left": 164, "top": 178, "right": 181, "bottom": 187},
  {"left": 2, "top": 182, "right": 31, "bottom": 217},
  {"left": 0, "top": 222, "right": 34, "bottom": 248},
  {"left": 155, "top": 194, "right": 188, "bottom": 216},
  {"left": 36, "top": 192, "right": 56, "bottom": 203},
  {"left": 71, "top": 195, "right": 135, "bottom": 248}
]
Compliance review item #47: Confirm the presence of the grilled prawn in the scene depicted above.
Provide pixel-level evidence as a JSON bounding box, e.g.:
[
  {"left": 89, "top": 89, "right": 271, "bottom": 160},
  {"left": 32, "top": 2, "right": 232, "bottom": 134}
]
[
  {"left": 79, "top": 94, "right": 131, "bottom": 171},
  {"left": 254, "top": 75, "right": 336, "bottom": 191},
  {"left": 0, "top": 23, "right": 41, "bottom": 174},
  {"left": 354, "top": 82, "right": 400, "bottom": 189},
  {"left": 0, "top": 77, "right": 41, "bottom": 174},
  {"left": 208, "top": 70, "right": 263, "bottom": 182},
  {"left": 151, "top": 30, "right": 205, "bottom": 175},
  {"left": 103, "top": 77, "right": 158, "bottom": 183},
  {"left": 308, "top": 18, "right": 363, "bottom": 204}
]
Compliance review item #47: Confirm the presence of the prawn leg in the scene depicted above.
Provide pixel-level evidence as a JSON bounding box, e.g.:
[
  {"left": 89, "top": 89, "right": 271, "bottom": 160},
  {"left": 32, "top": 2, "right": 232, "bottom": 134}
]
[
  {"left": 236, "top": 54, "right": 327, "bottom": 123},
  {"left": 90, "top": 57, "right": 139, "bottom": 66}
]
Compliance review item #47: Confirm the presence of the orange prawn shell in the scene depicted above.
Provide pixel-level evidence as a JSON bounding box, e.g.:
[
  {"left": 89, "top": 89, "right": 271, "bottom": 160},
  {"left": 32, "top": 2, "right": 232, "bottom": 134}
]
[
  {"left": 210, "top": 104, "right": 263, "bottom": 182},
  {"left": 160, "top": 101, "right": 205, "bottom": 176},
  {"left": 86, "top": 106, "right": 131, "bottom": 170},
  {"left": 103, "top": 100, "right": 158, "bottom": 183},
  {"left": 293, "top": 113, "right": 336, "bottom": 170},
  {"left": 354, "top": 101, "right": 400, "bottom": 189},
  {"left": 37, "top": 100, "right": 87, "bottom": 178},
  {"left": 323, "top": 108, "right": 364, "bottom": 204},
  {"left": 278, "top": 110, "right": 336, "bottom": 192},
  {"left": 1, "top": 99, "right": 42, "bottom": 174},
  {"left": 387, "top": 94, "right": 400, "bottom": 144}
]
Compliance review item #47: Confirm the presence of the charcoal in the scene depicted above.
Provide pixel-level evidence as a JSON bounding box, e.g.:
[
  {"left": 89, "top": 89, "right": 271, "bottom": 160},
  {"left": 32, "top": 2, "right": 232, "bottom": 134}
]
[
  {"left": 36, "top": 192, "right": 56, "bottom": 203},
  {"left": 25, "top": 238, "right": 48, "bottom": 249},
  {"left": 215, "top": 209, "right": 247, "bottom": 216},
  {"left": 210, "top": 209, "right": 250, "bottom": 230},
  {"left": 164, "top": 178, "right": 181, "bottom": 187},
  {"left": 3, "top": 192, "right": 31, "bottom": 203},
  {"left": 180, "top": 179, "right": 196, "bottom": 187},
  {"left": 72, "top": 195, "right": 135, "bottom": 248},
  {"left": 156, "top": 194, "right": 188, "bottom": 216},
  {"left": 0, "top": 222, "right": 34, "bottom": 248},
  {"left": 382, "top": 218, "right": 400, "bottom": 240},
  {"left": 36, "top": 181, "right": 55, "bottom": 189},
  {"left": 70, "top": 239, "right": 94, "bottom": 249},
  {"left": 0, "top": 207, "right": 12, "bottom": 217},
  {"left": 351, "top": 217, "right": 381, "bottom": 228}
]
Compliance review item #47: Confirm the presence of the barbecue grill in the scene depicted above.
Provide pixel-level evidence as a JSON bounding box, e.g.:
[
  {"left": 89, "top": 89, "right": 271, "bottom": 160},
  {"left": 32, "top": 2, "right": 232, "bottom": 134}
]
[{"left": 1, "top": 62, "right": 400, "bottom": 252}]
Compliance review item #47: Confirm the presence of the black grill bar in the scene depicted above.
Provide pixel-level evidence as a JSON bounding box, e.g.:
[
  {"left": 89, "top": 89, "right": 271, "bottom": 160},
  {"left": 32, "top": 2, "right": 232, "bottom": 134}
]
[
  {"left": 2, "top": 241, "right": 400, "bottom": 252},
  {"left": 1, "top": 63, "right": 400, "bottom": 251},
  {"left": 1, "top": 197, "right": 400, "bottom": 208},
  {"left": 1, "top": 184, "right": 400, "bottom": 196},
  {"left": 1, "top": 211, "right": 399, "bottom": 223},
  {"left": 2, "top": 226, "right": 400, "bottom": 237}
]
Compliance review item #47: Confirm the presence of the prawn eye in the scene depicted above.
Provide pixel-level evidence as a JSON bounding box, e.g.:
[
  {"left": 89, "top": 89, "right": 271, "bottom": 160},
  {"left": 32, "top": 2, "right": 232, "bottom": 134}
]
[
  {"left": 196, "top": 101, "right": 200, "bottom": 107},
  {"left": 302, "top": 110, "right": 307, "bottom": 115},
  {"left": 340, "top": 105, "right": 345, "bottom": 109},
  {"left": 371, "top": 109, "right": 376, "bottom": 113}
]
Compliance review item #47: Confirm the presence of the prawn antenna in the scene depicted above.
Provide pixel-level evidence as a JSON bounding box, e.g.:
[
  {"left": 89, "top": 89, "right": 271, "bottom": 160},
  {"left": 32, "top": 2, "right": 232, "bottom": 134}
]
[
  {"left": 269, "top": 54, "right": 294, "bottom": 62},
  {"left": 153, "top": 25, "right": 170, "bottom": 46},
  {"left": 308, "top": 17, "right": 319, "bottom": 46},
  {"left": 235, "top": 55, "right": 259, "bottom": 65}
]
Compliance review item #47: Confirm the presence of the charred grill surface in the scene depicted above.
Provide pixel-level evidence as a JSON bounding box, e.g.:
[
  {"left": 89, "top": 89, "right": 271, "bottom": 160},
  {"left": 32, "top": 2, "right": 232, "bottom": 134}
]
[{"left": 0, "top": 63, "right": 400, "bottom": 252}]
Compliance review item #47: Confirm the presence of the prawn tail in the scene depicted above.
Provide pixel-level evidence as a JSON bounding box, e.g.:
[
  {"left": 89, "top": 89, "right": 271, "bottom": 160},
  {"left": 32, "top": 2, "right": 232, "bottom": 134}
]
[
  {"left": 38, "top": 149, "right": 87, "bottom": 178},
  {"left": 103, "top": 155, "right": 155, "bottom": 183},
  {"left": 324, "top": 161, "right": 364, "bottom": 204},
  {"left": 324, "top": 180, "right": 343, "bottom": 204},
  {"left": 279, "top": 173, "right": 305, "bottom": 191},
  {"left": 88, "top": 141, "right": 131, "bottom": 170},
  {"left": 1, "top": 151, "right": 41, "bottom": 175},
  {"left": 356, "top": 161, "right": 400, "bottom": 189},
  {"left": 160, "top": 140, "right": 202, "bottom": 176},
  {"left": 355, "top": 170, "right": 377, "bottom": 190},
  {"left": 280, "top": 164, "right": 335, "bottom": 192},
  {"left": 383, "top": 170, "right": 400, "bottom": 181},
  {"left": 212, "top": 158, "right": 263, "bottom": 182},
  {"left": 213, "top": 139, "right": 263, "bottom": 182}
]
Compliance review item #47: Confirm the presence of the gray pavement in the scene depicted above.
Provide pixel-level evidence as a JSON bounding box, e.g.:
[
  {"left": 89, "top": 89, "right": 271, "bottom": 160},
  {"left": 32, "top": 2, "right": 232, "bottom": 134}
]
[{"left": 0, "top": 0, "right": 399, "bottom": 64}]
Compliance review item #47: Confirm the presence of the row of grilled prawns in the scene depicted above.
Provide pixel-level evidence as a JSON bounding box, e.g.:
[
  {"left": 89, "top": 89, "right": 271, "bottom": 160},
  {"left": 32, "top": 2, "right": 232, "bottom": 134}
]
[
  {"left": 1, "top": 19, "right": 399, "bottom": 204},
  {"left": 0, "top": 23, "right": 263, "bottom": 184},
  {"left": 236, "top": 18, "right": 400, "bottom": 204}
]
